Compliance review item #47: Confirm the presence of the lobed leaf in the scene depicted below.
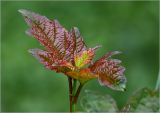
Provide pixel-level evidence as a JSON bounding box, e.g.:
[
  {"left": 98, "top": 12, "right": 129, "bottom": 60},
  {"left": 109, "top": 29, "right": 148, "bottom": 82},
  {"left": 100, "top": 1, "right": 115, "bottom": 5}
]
[
  {"left": 19, "top": 10, "right": 88, "bottom": 64},
  {"left": 90, "top": 51, "right": 126, "bottom": 91},
  {"left": 19, "top": 9, "right": 69, "bottom": 58},
  {"left": 19, "top": 9, "right": 127, "bottom": 89}
]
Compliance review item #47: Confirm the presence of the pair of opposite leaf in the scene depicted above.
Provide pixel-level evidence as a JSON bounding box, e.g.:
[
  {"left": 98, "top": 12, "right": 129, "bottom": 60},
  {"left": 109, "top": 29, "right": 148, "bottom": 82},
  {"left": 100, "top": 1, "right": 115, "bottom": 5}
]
[{"left": 19, "top": 9, "right": 126, "bottom": 91}]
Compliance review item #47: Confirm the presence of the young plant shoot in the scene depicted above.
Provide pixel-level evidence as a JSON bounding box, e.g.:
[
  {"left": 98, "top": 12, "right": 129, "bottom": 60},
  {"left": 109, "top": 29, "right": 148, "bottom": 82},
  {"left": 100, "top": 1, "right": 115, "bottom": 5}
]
[{"left": 19, "top": 9, "right": 126, "bottom": 112}]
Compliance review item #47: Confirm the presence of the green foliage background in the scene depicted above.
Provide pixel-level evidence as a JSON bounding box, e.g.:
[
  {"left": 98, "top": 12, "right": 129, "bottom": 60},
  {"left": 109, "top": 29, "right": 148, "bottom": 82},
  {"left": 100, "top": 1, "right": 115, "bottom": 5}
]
[{"left": 2, "top": 1, "right": 159, "bottom": 112}]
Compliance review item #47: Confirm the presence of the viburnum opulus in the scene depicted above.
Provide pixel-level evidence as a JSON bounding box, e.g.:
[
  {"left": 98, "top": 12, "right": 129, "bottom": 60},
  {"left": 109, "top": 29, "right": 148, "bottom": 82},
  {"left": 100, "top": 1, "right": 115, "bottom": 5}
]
[{"left": 19, "top": 9, "right": 126, "bottom": 112}]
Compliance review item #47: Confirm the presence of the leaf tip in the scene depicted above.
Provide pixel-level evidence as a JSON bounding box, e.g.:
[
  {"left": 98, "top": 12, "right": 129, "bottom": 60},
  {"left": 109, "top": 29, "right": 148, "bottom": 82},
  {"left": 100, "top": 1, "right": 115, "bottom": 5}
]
[
  {"left": 71, "top": 27, "right": 80, "bottom": 38},
  {"left": 18, "top": 9, "right": 28, "bottom": 15},
  {"left": 28, "top": 49, "right": 35, "bottom": 55},
  {"left": 119, "top": 82, "right": 127, "bottom": 92},
  {"left": 25, "top": 29, "right": 33, "bottom": 37},
  {"left": 113, "top": 51, "right": 122, "bottom": 55},
  {"left": 93, "top": 45, "right": 102, "bottom": 50},
  {"left": 28, "top": 48, "right": 40, "bottom": 56},
  {"left": 18, "top": 9, "right": 34, "bottom": 19}
]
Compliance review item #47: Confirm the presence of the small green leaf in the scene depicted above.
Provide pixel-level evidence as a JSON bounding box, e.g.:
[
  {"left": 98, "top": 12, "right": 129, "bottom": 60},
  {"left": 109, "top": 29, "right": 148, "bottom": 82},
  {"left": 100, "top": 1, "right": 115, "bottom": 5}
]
[
  {"left": 74, "top": 50, "right": 90, "bottom": 68},
  {"left": 81, "top": 90, "right": 118, "bottom": 112},
  {"left": 125, "top": 88, "right": 159, "bottom": 112},
  {"left": 74, "top": 46, "right": 100, "bottom": 68}
]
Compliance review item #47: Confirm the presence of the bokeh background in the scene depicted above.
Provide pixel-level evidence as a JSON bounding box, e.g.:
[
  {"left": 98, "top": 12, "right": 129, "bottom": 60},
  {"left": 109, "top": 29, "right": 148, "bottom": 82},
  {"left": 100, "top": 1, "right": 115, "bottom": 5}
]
[{"left": 2, "top": 1, "right": 159, "bottom": 112}]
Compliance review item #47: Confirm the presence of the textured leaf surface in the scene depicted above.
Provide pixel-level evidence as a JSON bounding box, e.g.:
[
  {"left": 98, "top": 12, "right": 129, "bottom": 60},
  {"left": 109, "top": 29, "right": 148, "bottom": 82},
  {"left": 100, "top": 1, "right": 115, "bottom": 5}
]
[
  {"left": 19, "top": 9, "right": 87, "bottom": 63},
  {"left": 19, "top": 9, "right": 65, "bottom": 55},
  {"left": 70, "top": 27, "right": 87, "bottom": 54},
  {"left": 81, "top": 90, "right": 118, "bottom": 112},
  {"left": 90, "top": 51, "right": 126, "bottom": 91},
  {"left": 74, "top": 46, "right": 100, "bottom": 68},
  {"left": 28, "top": 49, "right": 73, "bottom": 73},
  {"left": 20, "top": 9, "right": 126, "bottom": 88},
  {"left": 125, "top": 88, "right": 159, "bottom": 112}
]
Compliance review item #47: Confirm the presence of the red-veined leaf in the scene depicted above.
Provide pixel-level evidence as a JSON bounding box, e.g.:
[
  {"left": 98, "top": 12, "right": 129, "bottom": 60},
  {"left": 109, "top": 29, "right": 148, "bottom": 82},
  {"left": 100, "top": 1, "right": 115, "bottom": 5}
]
[
  {"left": 28, "top": 49, "right": 73, "bottom": 73},
  {"left": 19, "top": 10, "right": 89, "bottom": 64},
  {"left": 19, "top": 9, "right": 71, "bottom": 60},
  {"left": 90, "top": 51, "right": 126, "bottom": 91},
  {"left": 19, "top": 9, "right": 126, "bottom": 89},
  {"left": 70, "top": 27, "right": 87, "bottom": 54}
]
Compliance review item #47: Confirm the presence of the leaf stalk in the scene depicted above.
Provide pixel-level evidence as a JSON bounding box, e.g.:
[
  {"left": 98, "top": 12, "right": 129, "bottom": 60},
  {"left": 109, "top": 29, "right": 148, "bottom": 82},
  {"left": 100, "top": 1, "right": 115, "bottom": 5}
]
[{"left": 68, "top": 77, "right": 84, "bottom": 112}]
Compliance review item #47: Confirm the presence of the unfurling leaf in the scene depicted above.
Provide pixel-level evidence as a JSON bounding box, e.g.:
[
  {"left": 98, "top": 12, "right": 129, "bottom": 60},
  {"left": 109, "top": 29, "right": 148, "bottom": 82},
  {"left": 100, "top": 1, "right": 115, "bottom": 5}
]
[
  {"left": 81, "top": 90, "right": 118, "bottom": 112},
  {"left": 125, "top": 88, "right": 159, "bottom": 112},
  {"left": 19, "top": 9, "right": 126, "bottom": 91},
  {"left": 74, "top": 46, "right": 100, "bottom": 68},
  {"left": 90, "top": 51, "right": 126, "bottom": 91}
]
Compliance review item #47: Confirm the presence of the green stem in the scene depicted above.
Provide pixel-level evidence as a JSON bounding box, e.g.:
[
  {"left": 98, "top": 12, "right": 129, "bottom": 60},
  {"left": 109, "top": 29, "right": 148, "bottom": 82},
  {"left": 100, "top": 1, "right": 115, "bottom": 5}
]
[
  {"left": 72, "top": 102, "right": 76, "bottom": 112},
  {"left": 72, "top": 79, "right": 77, "bottom": 112},
  {"left": 73, "top": 83, "right": 83, "bottom": 104},
  {"left": 72, "top": 83, "right": 84, "bottom": 112},
  {"left": 68, "top": 78, "right": 84, "bottom": 112}
]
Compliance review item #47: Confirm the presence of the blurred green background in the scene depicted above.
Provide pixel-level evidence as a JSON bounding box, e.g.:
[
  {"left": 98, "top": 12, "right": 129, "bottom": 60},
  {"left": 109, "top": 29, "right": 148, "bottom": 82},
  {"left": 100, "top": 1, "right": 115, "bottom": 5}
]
[{"left": 2, "top": 1, "right": 159, "bottom": 112}]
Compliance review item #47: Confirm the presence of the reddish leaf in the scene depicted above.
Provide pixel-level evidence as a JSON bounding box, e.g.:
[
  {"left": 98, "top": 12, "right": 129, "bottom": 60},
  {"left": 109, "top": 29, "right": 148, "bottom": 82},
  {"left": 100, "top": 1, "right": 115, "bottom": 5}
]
[
  {"left": 19, "top": 9, "right": 126, "bottom": 91},
  {"left": 19, "top": 9, "right": 70, "bottom": 60},
  {"left": 19, "top": 10, "right": 88, "bottom": 63},
  {"left": 28, "top": 49, "right": 73, "bottom": 73},
  {"left": 70, "top": 27, "right": 87, "bottom": 54},
  {"left": 90, "top": 51, "right": 126, "bottom": 91},
  {"left": 90, "top": 51, "right": 121, "bottom": 66}
]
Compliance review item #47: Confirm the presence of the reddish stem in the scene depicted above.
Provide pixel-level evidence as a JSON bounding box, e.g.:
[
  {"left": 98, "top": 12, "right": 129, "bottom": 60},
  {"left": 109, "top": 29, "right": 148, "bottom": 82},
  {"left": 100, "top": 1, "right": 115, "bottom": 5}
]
[{"left": 68, "top": 77, "right": 73, "bottom": 112}]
